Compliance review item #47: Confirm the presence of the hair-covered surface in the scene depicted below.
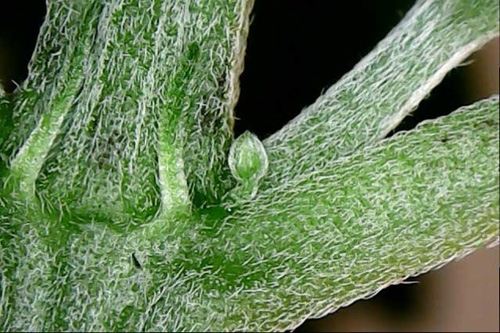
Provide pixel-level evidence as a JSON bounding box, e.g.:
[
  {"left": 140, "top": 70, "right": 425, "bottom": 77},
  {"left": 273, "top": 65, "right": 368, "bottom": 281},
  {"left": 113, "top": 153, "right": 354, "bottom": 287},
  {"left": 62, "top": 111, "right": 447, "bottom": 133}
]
[{"left": 0, "top": 0, "right": 498, "bottom": 331}]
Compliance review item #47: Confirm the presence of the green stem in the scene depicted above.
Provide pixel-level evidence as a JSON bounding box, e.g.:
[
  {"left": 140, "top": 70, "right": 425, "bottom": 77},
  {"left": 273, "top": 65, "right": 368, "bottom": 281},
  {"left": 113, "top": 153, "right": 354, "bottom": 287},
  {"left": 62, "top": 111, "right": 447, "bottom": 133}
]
[
  {"left": 220, "top": 96, "right": 499, "bottom": 331},
  {"left": 262, "top": 0, "right": 500, "bottom": 191},
  {"left": 2, "top": 0, "right": 254, "bottom": 228}
]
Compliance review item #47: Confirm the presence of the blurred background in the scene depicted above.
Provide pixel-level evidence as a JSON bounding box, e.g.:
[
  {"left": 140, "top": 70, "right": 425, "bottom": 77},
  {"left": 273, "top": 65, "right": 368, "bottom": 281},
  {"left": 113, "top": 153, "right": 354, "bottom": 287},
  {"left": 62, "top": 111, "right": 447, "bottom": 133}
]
[{"left": 1, "top": 1, "right": 498, "bottom": 331}]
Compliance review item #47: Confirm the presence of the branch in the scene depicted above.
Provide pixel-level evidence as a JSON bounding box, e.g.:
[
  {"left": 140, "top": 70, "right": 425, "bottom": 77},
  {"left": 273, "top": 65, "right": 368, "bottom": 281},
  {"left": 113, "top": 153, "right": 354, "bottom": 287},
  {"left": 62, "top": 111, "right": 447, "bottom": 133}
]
[
  {"left": 261, "top": 0, "right": 500, "bottom": 191},
  {"left": 2, "top": 96, "right": 498, "bottom": 332},
  {"left": 1, "top": 1, "right": 498, "bottom": 332},
  {"left": 218, "top": 96, "right": 499, "bottom": 331}
]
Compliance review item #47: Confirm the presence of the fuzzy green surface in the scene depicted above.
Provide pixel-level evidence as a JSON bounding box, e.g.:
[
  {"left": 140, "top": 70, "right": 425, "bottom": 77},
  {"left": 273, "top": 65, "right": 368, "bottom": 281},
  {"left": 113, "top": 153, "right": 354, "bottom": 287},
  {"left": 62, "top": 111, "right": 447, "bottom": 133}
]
[
  {"left": 228, "top": 131, "right": 268, "bottom": 199},
  {"left": 262, "top": 0, "right": 500, "bottom": 190},
  {"left": 1, "top": 0, "right": 253, "bottom": 228},
  {"left": 1, "top": 0, "right": 499, "bottom": 331},
  {"left": 1, "top": 97, "right": 498, "bottom": 331}
]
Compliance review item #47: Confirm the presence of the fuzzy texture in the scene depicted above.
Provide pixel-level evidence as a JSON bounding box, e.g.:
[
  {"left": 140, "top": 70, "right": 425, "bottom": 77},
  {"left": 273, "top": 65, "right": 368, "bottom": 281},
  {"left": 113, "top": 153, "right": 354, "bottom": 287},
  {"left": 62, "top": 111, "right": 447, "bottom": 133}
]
[
  {"left": 1, "top": 0, "right": 254, "bottom": 228},
  {"left": 228, "top": 131, "right": 268, "bottom": 199},
  {"left": 1, "top": 98, "right": 498, "bottom": 331},
  {"left": 0, "top": 0, "right": 499, "bottom": 331},
  {"left": 262, "top": 0, "right": 500, "bottom": 190},
  {"left": 220, "top": 97, "right": 499, "bottom": 331},
  {"left": 0, "top": 91, "right": 11, "bottom": 171}
]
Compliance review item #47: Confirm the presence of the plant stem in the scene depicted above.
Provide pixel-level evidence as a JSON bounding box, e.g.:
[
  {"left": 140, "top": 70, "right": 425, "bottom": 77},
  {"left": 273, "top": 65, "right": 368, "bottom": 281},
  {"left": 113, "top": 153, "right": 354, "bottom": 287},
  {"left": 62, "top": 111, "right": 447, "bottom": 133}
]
[
  {"left": 261, "top": 0, "right": 499, "bottom": 191},
  {"left": 1, "top": 0, "right": 253, "bottom": 228}
]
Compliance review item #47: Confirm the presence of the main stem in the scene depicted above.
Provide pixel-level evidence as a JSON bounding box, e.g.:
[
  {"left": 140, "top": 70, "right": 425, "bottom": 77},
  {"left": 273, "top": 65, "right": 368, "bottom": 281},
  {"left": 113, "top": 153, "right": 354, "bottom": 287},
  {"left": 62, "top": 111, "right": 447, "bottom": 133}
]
[{"left": 2, "top": 0, "right": 253, "bottom": 228}]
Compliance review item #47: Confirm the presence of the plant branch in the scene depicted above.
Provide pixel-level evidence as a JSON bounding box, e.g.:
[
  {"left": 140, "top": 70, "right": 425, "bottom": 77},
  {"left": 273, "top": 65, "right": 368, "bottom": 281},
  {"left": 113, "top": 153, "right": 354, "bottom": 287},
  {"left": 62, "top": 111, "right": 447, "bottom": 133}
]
[
  {"left": 219, "top": 96, "right": 499, "bottom": 331},
  {"left": 261, "top": 0, "right": 499, "bottom": 191},
  {"left": 5, "top": 97, "right": 493, "bottom": 332},
  {"left": 1, "top": 1, "right": 498, "bottom": 332}
]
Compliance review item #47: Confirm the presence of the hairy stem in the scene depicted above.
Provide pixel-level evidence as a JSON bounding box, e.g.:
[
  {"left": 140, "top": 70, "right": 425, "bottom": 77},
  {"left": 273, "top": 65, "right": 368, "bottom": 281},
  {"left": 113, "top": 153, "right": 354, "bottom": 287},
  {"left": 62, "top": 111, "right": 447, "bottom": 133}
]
[
  {"left": 1, "top": 0, "right": 253, "bottom": 228},
  {"left": 262, "top": 0, "right": 499, "bottom": 191},
  {"left": 220, "top": 96, "right": 499, "bottom": 331}
]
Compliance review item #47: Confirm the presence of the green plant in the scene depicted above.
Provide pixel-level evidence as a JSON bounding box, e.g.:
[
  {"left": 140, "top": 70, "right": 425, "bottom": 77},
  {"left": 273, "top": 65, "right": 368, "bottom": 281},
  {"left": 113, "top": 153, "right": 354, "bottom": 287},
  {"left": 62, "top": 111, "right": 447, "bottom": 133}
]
[{"left": 0, "top": 0, "right": 498, "bottom": 331}]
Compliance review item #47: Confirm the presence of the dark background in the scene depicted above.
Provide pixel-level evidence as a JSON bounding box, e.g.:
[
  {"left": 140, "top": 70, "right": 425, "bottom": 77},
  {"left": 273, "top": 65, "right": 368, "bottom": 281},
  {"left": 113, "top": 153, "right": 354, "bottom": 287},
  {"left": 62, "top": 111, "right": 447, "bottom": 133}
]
[{"left": 1, "top": 1, "right": 498, "bottom": 331}]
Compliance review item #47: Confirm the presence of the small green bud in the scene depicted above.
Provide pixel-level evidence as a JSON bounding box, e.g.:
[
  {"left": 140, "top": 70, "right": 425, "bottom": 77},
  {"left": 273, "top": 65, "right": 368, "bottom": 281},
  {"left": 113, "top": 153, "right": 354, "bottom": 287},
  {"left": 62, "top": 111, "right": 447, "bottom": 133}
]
[{"left": 228, "top": 131, "right": 268, "bottom": 198}]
